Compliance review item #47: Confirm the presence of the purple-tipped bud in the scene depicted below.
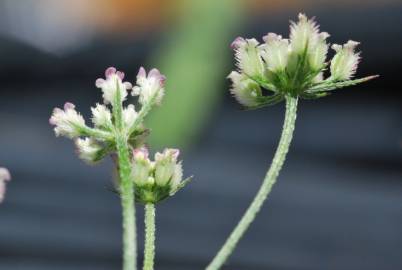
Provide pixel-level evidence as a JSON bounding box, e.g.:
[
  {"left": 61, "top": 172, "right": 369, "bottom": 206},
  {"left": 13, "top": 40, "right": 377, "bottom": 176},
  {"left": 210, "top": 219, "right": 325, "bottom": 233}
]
[
  {"left": 116, "top": 71, "right": 125, "bottom": 80},
  {"left": 230, "top": 37, "right": 246, "bottom": 49},
  {"left": 137, "top": 66, "right": 147, "bottom": 79},
  {"left": 49, "top": 103, "right": 86, "bottom": 138},
  {"left": 96, "top": 67, "right": 132, "bottom": 104},
  {"left": 132, "top": 67, "right": 166, "bottom": 105},
  {"left": 105, "top": 67, "right": 117, "bottom": 78},
  {"left": 133, "top": 147, "right": 149, "bottom": 160},
  {"left": 64, "top": 102, "right": 75, "bottom": 111}
]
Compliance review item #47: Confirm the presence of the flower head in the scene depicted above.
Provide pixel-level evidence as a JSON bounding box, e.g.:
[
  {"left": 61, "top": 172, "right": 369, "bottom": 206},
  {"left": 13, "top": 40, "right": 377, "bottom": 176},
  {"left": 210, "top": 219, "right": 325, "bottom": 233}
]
[
  {"left": 289, "top": 13, "right": 320, "bottom": 54},
  {"left": 330, "top": 40, "right": 360, "bottom": 80},
  {"left": 228, "top": 71, "right": 261, "bottom": 107},
  {"left": 228, "top": 13, "right": 376, "bottom": 108},
  {"left": 0, "top": 167, "right": 11, "bottom": 203},
  {"left": 132, "top": 147, "right": 152, "bottom": 186},
  {"left": 49, "top": 102, "right": 86, "bottom": 138},
  {"left": 231, "top": 37, "right": 265, "bottom": 78},
  {"left": 123, "top": 104, "right": 138, "bottom": 129},
  {"left": 154, "top": 148, "right": 181, "bottom": 187},
  {"left": 131, "top": 147, "right": 189, "bottom": 204},
  {"left": 91, "top": 103, "right": 112, "bottom": 130},
  {"left": 75, "top": 138, "right": 104, "bottom": 164},
  {"left": 132, "top": 67, "right": 166, "bottom": 106},
  {"left": 95, "top": 67, "right": 133, "bottom": 104},
  {"left": 260, "top": 33, "right": 290, "bottom": 72}
]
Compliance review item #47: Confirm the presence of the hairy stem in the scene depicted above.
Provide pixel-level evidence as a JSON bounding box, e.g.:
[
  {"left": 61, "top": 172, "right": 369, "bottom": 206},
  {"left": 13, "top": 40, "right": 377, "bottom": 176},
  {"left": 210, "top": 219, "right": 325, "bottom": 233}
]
[
  {"left": 116, "top": 136, "right": 137, "bottom": 270},
  {"left": 206, "top": 96, "right": 298, "bottom": 270},
  {"left": 143, "top": 203, "right": 156, "bottom": 270},
  {"left": 113, "top": 82, "right": 137, "bottom": 270}
]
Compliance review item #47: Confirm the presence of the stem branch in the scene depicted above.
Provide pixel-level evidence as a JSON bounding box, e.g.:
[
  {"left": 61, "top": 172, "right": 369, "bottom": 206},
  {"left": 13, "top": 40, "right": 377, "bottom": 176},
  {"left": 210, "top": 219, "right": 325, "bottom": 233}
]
[
  {"left": 143, "top": 203, "right": 156, "bottom": 270},
  {"left": 206, "top": 96, "right": 298, "bottom": 270}
]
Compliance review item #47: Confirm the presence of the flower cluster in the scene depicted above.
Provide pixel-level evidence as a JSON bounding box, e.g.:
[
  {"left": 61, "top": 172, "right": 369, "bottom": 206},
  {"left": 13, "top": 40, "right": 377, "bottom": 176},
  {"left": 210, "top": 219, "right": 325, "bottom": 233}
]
[
  {"left": 49, "top": 66, "right": 190, "bottom": 202},
  {"left": 49, "top": 67, "right": 165, "bottom": 164},
  {"left": 131, "top": 148, "right": 190, "bottom": 204},
  {"left": 228, "top": 13, "right": 377, "bottom": 108},
  {"left": 0, "top": 167, "right": 11, "bottom": 203}
]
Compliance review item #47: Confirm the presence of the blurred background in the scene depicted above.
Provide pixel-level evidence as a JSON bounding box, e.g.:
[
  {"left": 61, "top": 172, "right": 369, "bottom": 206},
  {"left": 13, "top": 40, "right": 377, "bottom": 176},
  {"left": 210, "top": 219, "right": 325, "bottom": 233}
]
[{"left": 0, "top": 0, "right": 401, "bottom": 269}]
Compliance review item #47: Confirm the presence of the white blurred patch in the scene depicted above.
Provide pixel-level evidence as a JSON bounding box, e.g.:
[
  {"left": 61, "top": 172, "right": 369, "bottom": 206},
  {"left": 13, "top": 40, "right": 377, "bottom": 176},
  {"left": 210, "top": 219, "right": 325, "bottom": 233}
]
[{"left": 0, "top": 0, "right": 97, "bottom": 55}]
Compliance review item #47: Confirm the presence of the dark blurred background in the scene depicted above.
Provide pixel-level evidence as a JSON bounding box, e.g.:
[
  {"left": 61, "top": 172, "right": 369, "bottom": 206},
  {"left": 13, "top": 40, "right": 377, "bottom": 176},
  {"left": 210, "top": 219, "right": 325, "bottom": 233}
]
[{"left": 0, "top": 0, "right": 401, "bottom": 269}]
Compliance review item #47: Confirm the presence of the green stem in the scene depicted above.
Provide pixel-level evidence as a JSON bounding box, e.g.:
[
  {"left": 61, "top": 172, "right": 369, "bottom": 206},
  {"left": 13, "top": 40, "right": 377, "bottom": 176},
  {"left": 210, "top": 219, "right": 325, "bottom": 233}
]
[
  {"left": 116, "top": 135, "right": 137, "bottom": 270},
  {"left": 206, "top": 96, "right": 298, "bottom": 270},
  {"left": 113, "top": 81, "right": 137, "bottom": 270},
  {"left": 143, "top": 203, "right": 156, "bottom": 270}
]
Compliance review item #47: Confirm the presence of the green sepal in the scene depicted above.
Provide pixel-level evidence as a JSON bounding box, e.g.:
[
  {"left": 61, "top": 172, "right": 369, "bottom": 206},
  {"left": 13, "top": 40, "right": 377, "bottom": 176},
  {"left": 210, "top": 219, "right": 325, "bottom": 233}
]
[
  {"left": 134, "top": 176, "right": 192, "bottom": 204},
  {"left": 249, "top": 76, "right": 277, "bottom": 93},
  {"left": 300, "top": 92, "right": 329, "bottom": 100},
  {"left": 243, "top": 93, "right": 284, "bottom": 110},
  {"left": 91, "top": 141, "right": 116, "bottom": 163},
  {"left": 128, "top": 128, "right": 150, "bottom": 149},
  {"left": 306, "top": 75, "right": 379, "bottom": 94},
  {"left": 169, "top": 176, "right": 193, "bottom": 196}
]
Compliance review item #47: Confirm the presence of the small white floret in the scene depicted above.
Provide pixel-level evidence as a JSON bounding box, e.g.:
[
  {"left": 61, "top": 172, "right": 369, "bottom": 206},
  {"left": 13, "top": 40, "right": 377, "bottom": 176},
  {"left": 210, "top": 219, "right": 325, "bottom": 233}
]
[
  {"left": 91, "top": 103, "right": 112, "bottom": 129},
  {"left": 49, "top": 102, "right": 86, "bottom": 138},
  {"left": 290, "top": 13, "right": 320, "bottom": 54},
  {"left": 75, "top": 138, "right": 102, "bottom": 164},
  {"left": 308, "top": 32, "right": 330, "bottom": 70},
  {"left": 231, "top": 37, "right": 265, "bottom": 78},
  {"left": 123, "top": 104, "right": 138, "bottom": 129},
  {"left": 132, "top": 147, "right": 153, "bottom": 186},
  {"left": 95, "top": 67, "right": 132, "bottom": 105},
  {"left": 330, "top": 40, "right": 361, "bottom": 80},
  {"left": 132, "top": 67, "right": 166, "bottom": 106},
  {"left": 260, "top": 33, "right": 290, "bottom": 72},
  {"left": 154, "top": 148, "right": 180, "bottom": 186},
  {"left": 227, "top": 71, "right": 260, "bottom": 107}
]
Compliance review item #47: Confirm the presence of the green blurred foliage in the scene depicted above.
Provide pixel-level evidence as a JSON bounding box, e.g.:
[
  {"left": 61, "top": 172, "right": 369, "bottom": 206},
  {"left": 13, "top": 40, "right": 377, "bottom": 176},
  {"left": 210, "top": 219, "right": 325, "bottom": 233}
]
[{"left": 147, "top": 0, "right": 244, "bottom": 149}]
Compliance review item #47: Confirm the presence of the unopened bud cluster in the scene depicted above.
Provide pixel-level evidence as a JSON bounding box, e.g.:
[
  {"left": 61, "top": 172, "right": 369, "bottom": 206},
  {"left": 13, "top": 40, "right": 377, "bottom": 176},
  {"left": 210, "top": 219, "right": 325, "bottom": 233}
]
[
  {"left": 228, "top": 13, "right": 377, "bottom": 108},
  {"left": 132, "top": 148, "right": 189, "bottom": 204},
  {"left": 49, "top": 66, "right": 189, "bottom": 203}
]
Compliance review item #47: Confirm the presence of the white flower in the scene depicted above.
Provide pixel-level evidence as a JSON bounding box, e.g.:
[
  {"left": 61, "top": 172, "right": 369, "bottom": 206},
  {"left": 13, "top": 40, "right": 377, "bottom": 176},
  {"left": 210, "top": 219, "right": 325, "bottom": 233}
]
[
  {"left": 260, "top": 33, "right": 290, "bottom": 72},
  {"left": 309, "top": 32, "right": 330, "bottom": 70},
  {"left": 132, "top": 147, "right": 153, "bottom": 186},
  {"left": 75, "top": 138, "right": 103, "bottom": 163},
  {"left": 330, "top": 40, "right": 361, "bottom": 80},
  {"left": 154, "top": 148, "right": 180, "bottom": 186},
  {"left": 227, "top": 71, "right": 260, "bottom": 107},
  {"left": 290, "top": 14, "right": 330, "bottom": 70},
  {"left": 231, "top": 37, "right": 265, "bottom": 78},
  {"left": 123, "top": 104, "right": 138, "bottom": 129},
  {"left": 49, "top": 102, "right": 86, "bottom": 138},
  {"left": 91, "top": 103, "right": 112, "bottom": 129},
  {"left": 95, "top": 67, "right": 133, "bottom": 104},
  {"left": 0, "top": 167, "right": 11, "bottom": 203},
  {"left": 170, "top": 162, "right": 183, "bottom": 191},
  {"left": 290, "top": 13, "right": 320, "bottom": 54},
  {"left": 132, "top": 67, "right": 166, "bottom": 106}
]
